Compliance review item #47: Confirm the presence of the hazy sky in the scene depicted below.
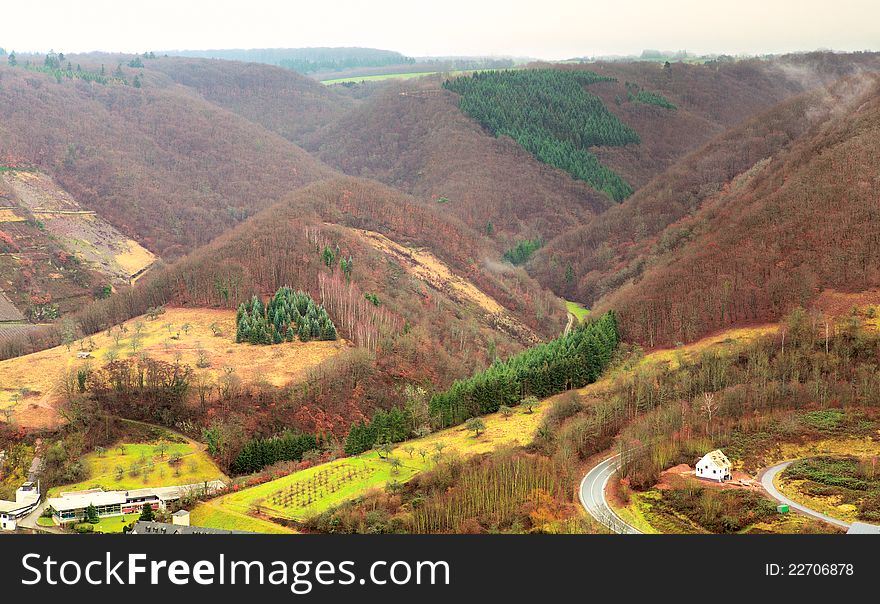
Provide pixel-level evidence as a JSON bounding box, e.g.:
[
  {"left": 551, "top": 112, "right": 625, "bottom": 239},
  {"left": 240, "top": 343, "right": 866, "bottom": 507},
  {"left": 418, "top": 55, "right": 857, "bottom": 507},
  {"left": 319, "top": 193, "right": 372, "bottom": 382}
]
[{"left": 3, "top": 0, "right": 878, "bottom": 59}]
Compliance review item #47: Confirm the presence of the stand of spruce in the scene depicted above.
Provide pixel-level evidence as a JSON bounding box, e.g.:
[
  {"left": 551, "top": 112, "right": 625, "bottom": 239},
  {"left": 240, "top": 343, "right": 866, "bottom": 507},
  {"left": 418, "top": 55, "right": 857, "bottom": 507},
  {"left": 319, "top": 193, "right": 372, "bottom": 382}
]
[
  {"left": 344, "top": 311, "right": 620, "bottom": 455},
  {"left": 231, "top": 431, "right": 321, "bottom": 475},
  {"left": 235, "top": 286, "right": 337, "bottom": 345}
]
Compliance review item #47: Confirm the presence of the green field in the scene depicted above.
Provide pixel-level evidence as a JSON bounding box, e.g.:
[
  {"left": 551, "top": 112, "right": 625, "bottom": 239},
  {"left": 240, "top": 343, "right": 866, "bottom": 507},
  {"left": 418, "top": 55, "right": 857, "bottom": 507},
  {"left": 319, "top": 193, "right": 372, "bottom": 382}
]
[
  {"left": 321, "top": 71, "right": 440, "bottom": 85},
  {"left": 190, "top": 500, "right": 298, "bottom": 534},
  {"left": 49, "top": 441, "right": 227, "bottom": 496},
  {"left": 565, "top": 301, "right": 590, "bottom": 323},
  {"left": 192, "top": 400, "right": 549, "bottom": 531},
  {"left": 90, "top": 513, "right": 140, "bottom": 534},
  {"left": 321, "top": 69, "right": 483, "bottom": 85},
  {"left": 217, "top": 453, "right": 428, "bottom": 521}
]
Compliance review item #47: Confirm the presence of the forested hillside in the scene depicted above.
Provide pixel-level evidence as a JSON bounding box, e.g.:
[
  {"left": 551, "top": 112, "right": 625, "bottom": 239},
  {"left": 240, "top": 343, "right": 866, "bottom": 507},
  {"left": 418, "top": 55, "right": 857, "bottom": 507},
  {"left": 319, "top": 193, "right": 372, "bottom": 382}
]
[
  {"left": 170, "top": 47, "right": 414, "bottom": 74},
  {"left": 528, "top": 80, "right": 851, "bottom": 304},
  {"left": 310, "top": 78, "right": 611, "bottom": 246},
  {"left": 307, "top": 54, "right": 880, "bottom": 257},
  {"left": 595, "top": 74, "right": 880, "bottom": 345},
  {"left": 444, "top": 70, "right": 638, "bottom": 201},
  {"left": 147, "top": 57, "right": 354, "bottom": 144},
  {"left": 3, "top": 177, "right": 566, "bottom": 435},
  {"left": 0, "top": 57, "right": 333, "bottom": 258}
]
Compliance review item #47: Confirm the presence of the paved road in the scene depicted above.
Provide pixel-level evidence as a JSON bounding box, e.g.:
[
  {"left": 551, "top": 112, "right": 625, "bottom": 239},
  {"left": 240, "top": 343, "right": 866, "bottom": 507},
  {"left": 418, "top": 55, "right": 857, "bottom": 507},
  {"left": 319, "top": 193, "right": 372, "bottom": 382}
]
[
  {"left": 761, "top": 460, "right": 852, "bottom": 530},
  {"left": 579, "top": 455, "right": 642, "bottom": 534}
]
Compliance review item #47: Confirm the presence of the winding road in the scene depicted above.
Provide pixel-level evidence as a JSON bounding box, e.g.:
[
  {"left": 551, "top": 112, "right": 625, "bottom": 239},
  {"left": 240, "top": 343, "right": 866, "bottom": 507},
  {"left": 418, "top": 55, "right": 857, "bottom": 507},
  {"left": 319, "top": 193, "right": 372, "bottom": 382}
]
[
  {"left": 581, "top": 455, "right": 872, "bottom": 534},
  {"left": 579, "top": 455, "right": 641, "bottom": 534},
  {"left": 760, "top": 460, "right": 853, "bottom": 530}
]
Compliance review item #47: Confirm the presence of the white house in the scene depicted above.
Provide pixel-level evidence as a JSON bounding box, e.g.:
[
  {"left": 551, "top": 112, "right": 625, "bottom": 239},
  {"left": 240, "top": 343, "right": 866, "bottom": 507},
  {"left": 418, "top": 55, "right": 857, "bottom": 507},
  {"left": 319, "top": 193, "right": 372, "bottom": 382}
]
[
  {"left": 0, "top": 482, "right": 41, "bottom": 531},
  {"left": 695, "top": 450, "right": 732, "bottom": 482}
]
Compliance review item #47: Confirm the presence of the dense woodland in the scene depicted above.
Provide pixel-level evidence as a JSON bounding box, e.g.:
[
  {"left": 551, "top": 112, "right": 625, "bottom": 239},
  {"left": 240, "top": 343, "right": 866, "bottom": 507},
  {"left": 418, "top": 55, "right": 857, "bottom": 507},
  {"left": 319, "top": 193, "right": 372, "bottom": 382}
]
[
  {"left": 444, "top": 70, "right": 637, "bottom": 201},
  {"left": 429, "top": 311, "right": 619, "bottom": 427},
  {"left": 0, "top": 58, "right": 333, "bottom": 257},
  {"left": 598, "top": 74, "right": 880, "bottom": 345},
  {"left": 531, "top": 72, "right": 880, "bottom": 346}
]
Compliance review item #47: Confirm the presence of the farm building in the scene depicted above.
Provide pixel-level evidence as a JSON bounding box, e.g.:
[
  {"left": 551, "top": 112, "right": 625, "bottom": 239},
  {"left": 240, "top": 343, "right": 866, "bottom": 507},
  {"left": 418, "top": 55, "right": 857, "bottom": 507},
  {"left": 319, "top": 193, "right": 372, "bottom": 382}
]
[
  {"left": 46, "top": 480, "right": 224, "bottom": 524},
  {"left": 695, "top": 450, "right": 732, "bottom": 482},
  {"left": 0, "top": 482, "right": 41, "bottom": 531},
  {"left": 172, "top": 509, "right": 190, "bottom": 526}
]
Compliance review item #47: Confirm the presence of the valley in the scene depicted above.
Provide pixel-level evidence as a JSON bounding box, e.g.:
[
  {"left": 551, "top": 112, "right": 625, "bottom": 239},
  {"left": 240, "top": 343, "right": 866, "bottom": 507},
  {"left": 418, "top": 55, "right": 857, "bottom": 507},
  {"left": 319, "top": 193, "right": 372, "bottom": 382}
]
[{"left": 1, "top": 45, "right": 880, "bottom": 540}]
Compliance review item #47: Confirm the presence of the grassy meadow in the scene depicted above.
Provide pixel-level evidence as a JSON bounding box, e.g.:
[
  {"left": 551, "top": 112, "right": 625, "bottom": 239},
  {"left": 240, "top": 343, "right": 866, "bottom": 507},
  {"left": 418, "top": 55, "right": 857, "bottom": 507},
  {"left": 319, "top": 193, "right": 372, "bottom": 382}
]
[
  {"left": 48, "top": 439, "right": 227, "bottom": 495},
  {"left": 0, "top": 307, "right": 347, "bottom": 428},
  {"left": 565, "top": 301, "right": 590, "bottom": 323}
]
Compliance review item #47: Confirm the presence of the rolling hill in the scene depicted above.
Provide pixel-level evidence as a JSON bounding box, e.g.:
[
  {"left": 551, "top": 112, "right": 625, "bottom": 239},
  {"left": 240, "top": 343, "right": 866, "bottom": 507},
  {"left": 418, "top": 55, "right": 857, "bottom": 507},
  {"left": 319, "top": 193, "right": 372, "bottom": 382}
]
[
  {"left": 591, "top": 73, "right": 880, "bottom": 345},
  {"left": 146, "top": 57, "right": 354, "bottom": 144},
  {"left": 0, "top": 57, "right": 334, "bottom": 259},
  {"left": 1, "top": 176, "right": 566, "bottom": 437}
]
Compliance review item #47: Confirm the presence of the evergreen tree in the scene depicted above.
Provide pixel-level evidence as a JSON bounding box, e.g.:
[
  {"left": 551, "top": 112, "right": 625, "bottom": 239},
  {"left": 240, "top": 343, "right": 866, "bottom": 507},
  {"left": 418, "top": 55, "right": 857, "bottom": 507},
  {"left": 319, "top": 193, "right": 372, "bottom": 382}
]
[
  {"left": 139, "top": 503, "right": 155, "bottom": 522},
  {"left": 234, "top": 286, "right": 338, "bottom": 346},
  {"left": 84, "top": 503, "right": 100, "bottom": 524}
]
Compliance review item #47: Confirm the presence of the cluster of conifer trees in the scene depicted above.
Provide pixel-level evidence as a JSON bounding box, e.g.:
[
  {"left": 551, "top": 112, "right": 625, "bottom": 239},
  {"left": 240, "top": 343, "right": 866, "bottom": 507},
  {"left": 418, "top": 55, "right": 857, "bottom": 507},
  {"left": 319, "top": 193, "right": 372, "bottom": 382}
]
[
  {"left": 231, "top": 431, "right": 320, "bottom": 474},
  {"left": 443, "top": 70, "right": 638, "bottom": 201},
  {"left": 503, "top": 238, "right": 543, "bottom": 265},
  {"left": 429, "top": 311, "right": 620, "bottom": 427},
  {"left": 343, "top": 408, "right": 412, "bottom": 455},
  {"left": 632, "top": 90, "right": 677, "bottom": 110},
  {"left": 235, "top": 286, "right": 337, "bottom": 345}
]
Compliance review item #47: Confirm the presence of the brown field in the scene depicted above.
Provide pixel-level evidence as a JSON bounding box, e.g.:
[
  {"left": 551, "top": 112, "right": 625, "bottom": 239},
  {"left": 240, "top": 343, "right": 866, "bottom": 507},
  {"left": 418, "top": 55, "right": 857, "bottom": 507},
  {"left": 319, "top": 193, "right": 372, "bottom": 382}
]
[
  {"left": 0, "top": 307, "right": 348, "bottom": 429},
  {"left": 0, "top": 171, "right": 157, "bottom": 283}
]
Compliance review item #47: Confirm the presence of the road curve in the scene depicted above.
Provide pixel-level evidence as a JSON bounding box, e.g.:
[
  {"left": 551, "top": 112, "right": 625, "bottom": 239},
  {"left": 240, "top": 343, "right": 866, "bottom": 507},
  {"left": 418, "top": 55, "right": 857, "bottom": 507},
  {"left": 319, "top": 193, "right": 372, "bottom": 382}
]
[
  {"left": 579, "top": 455, "right": 642, "bottom": 534},
  {"left": 761, "top": 460, "right": 851, "bottom": 530}
]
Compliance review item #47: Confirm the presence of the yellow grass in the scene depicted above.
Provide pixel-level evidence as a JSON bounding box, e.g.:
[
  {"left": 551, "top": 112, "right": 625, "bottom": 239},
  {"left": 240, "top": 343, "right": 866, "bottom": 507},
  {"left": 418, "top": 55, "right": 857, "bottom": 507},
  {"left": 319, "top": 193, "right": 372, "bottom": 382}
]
[
  {"left": 0, "top": 307, "right": 347, "bottom": 428},
  {"left": 777, "top": 438, "right": 880, "bottom": 461},
  {"left": 114, "top": 238, "right": 156, "bottom": 277},
  {"left": 194, "top": 399, "right": 551, "bottom": 532},
  {"left": 0, "top": 209, "right": 25, "bottom": 222},
  {"left": 638, "top": 324, "right": 778, "bottom": 370},
  {"left": 776, "top": 477, "right": 860, "bottom": 524},
  {"left": 48, "top": 440, "right": 227, "bottom": 496},
  {"left": 190, "top": 498, "right": 298, "bottom": 534},
  {"left": 610, "top": 491, "right": 661, "bottom": 534},
  {"left": 352, "top": 227, "right": 538, "bottom": 344}
]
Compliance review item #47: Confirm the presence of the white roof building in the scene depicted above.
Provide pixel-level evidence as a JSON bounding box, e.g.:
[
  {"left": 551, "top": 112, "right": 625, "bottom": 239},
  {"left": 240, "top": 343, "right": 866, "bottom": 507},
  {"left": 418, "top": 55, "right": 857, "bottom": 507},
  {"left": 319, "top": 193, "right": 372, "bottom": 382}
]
[
  {"left": 46, "top": 480, "right": 225, "bottom": 523},
  {"left": 0, "top": 482, "right": 41, "bottom": 531},
  {"left": 695, "top": 450, "right": 732, "bottom": 482}
]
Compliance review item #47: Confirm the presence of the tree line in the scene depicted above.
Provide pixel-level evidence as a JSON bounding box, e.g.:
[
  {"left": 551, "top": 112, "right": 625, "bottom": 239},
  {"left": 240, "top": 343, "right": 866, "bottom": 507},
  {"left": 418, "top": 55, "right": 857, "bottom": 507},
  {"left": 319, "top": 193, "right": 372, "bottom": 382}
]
[
  {"left": 230, "top": 431, "right": 320, "bottom": 474},
  {"left": 428, "top": 311, "right": 620, "bottom": 427},
  {"left": 443, "top": 69, "right": 638, "bottom": 201},
  {"left": 343, "top": 407, "right": 412, "bottom": 455}
]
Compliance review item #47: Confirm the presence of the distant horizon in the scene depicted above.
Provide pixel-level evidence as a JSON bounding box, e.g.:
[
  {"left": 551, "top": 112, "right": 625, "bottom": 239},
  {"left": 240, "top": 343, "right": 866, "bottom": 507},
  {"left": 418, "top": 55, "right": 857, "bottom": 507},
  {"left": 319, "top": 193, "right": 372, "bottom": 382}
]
[
  {"left": 3, "top": 0, "right": 878, "bottom": 61},
  {"left": 5, "top": 46, "right": 877, "bottom": 63}
]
